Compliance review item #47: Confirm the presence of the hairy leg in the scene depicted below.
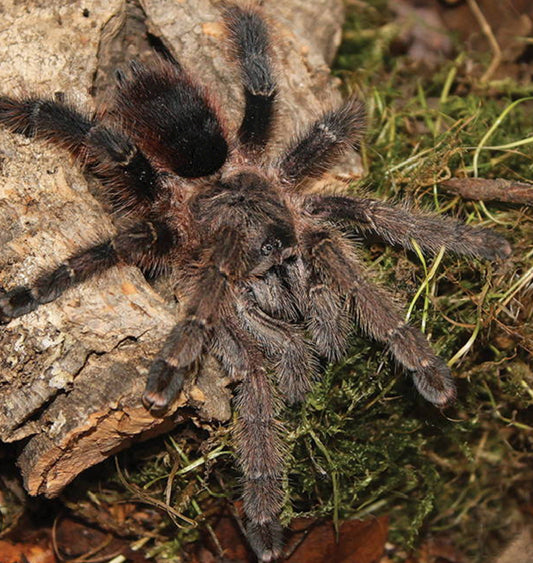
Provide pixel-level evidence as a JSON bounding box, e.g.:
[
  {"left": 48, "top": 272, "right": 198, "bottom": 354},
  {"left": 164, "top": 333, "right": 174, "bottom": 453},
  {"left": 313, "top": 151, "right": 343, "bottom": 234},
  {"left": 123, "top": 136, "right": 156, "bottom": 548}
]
[
  {"left": 278, "top": 98, "right": 365, "bottom": 186},
  {"left": 306, "top": 195, "right": 511, "bottom": 260},
  {"left": 211, "top": 321, "right": 284, "bottom": 562},
  {"left": 0, "top": 220, "right": 176, "bottom": 323},
  {"left": 223, "top": 4, "right": 277, "bottom": 149},
  {"left": 142, "top": 266, "right": 227, "bottom": 411},
  {"left": 0, "top": 96, "right": 160, "bottom": 214},
  {"left": 245, "top": 266, "right": 300, "bottom": 322},
  {"left": 303, "top": 226, "right": 455, "bottom": 406},
  {"left": 143, "top": 228, "right": 249, "bottom": 410},
  {"left": 243, "top": 256, "right": 349, "bottom": 362},
  {"left": 305, "top": 273, "right": 351, "bottom": 362},
  {"left": 142, "top": 318, "right": 208, "bottom": 412},
  {"left": 285, "top": 228, "right": 351, "bottom": 361},
  {"left": 237, "top": 294, "right": 316, "bottom": 402},
  {"left": 236, "top": 369, "right": 284, "bottom": 562}
]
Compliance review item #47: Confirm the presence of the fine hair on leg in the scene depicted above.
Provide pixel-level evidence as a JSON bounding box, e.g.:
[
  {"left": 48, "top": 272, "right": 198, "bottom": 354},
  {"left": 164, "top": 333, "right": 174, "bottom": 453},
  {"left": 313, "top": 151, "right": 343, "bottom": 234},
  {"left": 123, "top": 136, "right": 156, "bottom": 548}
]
[
  {"left": 278, "top": 98, "right": 365, "bottom": 186},
  {"left": 0, "top": 220, "right": 176, "bottom": 323},
  {"left": 306, "top": 194, "right": 512, "bottom": 260},
  {"left": 223, "top": 4, "right": 277, "bottom": 149}
]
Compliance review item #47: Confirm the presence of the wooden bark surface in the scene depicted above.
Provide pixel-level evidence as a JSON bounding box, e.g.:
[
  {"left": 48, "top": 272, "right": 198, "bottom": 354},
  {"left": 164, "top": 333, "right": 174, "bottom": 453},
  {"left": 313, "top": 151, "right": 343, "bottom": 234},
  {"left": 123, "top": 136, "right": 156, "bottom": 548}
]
[{"left": 0, "top": 0, "right": 354, "bottom": 498}]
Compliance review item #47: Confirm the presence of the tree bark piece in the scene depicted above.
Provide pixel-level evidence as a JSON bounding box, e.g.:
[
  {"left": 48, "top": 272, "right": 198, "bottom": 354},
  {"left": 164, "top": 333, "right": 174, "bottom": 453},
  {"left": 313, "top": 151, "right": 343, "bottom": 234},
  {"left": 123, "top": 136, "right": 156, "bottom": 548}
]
[
  {"left": 441, "top": 177, "right": 533, "bottom": 205},
  {"left": 0, "top": 0, "right": 348, "bottom": 497}
]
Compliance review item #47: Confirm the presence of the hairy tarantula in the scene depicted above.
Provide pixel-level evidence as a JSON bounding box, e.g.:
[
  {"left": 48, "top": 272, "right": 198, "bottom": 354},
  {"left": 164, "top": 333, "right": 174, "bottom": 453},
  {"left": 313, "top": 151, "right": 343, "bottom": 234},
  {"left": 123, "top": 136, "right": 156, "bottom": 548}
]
[{"left": 0, "top": 4, "right": 510, "bottom": 561}]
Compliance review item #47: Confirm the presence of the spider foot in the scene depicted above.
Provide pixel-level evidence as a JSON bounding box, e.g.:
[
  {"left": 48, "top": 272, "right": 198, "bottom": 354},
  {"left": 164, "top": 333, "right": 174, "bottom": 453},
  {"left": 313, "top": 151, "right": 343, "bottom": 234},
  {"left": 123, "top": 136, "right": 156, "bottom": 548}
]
[
  {"left": 142, "top": 360, "right": 185, "bottom": 414},
  {"left": 0, "top": 286, "right": 38, "bottom": 324},
  {"left": 247, "top": 519, "right": 283, "bottom": 563},
  {"left": 412, "top": 357, "right": 456, "bottom": 408},
  {"left": 472, "top": 228, "right": 512, "bottom": 261}
]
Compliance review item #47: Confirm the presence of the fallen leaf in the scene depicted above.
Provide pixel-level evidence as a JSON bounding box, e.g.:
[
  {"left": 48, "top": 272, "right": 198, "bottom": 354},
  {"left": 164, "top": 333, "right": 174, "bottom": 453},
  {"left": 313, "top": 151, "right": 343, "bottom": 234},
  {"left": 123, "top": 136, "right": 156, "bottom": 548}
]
[
  {"left": 0, "top": 540, "right": 56, "bottom": 563},
  {"left": 285, "top": 516, "right": 389, "bottom": 563}
]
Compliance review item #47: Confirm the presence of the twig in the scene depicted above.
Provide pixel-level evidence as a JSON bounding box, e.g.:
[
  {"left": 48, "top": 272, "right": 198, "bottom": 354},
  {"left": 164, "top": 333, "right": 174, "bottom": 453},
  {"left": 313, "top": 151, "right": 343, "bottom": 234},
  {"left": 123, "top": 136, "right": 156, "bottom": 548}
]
[
  {"left": 440, "top": 177, "right": 533, "bottom": 205},
  {"left": 466, "top": 0, "right": 501, "bottom": 82}
]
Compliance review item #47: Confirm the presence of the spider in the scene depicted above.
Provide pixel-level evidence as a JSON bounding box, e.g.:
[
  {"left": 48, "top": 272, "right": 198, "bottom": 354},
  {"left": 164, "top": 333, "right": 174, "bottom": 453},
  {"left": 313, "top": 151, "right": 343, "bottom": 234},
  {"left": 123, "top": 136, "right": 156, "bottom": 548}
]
[{"left": 0, "top": 4, "right": 510, "bottom": 561}]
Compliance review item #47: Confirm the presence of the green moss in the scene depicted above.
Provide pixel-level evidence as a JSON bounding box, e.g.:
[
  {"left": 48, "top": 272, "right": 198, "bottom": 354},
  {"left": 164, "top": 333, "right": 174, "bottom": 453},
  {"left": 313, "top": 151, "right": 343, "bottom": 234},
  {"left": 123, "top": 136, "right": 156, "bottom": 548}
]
[{"left": 285, "top": 1, "right": 533, "bottom": 559}]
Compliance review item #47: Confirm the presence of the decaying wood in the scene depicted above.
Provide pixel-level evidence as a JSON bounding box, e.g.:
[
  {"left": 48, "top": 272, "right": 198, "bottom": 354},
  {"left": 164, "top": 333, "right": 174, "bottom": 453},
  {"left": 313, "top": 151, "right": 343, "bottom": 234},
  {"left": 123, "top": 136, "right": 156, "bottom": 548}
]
[
  {"left": 0, "top": 0, "right": 352, "bottom": 497},
  {"left": 441, "top": 177, "right": 533, "bottom": 205}
]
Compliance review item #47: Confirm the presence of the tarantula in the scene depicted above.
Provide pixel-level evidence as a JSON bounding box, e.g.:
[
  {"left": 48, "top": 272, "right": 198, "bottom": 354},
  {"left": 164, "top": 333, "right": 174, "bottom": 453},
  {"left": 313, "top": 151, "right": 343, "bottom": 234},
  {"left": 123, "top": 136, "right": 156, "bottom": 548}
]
[{"left": 0, "top": 4, "right": 510, "bottom": 561}]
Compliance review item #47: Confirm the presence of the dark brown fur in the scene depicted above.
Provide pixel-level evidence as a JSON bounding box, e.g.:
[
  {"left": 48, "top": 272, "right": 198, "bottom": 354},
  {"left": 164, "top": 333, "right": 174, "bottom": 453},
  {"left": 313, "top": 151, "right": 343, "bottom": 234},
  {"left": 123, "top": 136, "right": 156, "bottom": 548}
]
[{"left": 0, "top": 4, "right": 510, "bottom": 561}]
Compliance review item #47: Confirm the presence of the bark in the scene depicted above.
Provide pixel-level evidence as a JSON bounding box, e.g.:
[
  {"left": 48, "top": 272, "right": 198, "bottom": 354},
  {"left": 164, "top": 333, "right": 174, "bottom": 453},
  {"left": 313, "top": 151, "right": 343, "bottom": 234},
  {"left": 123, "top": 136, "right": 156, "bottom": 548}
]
[{"left": 0, "top": 0, "right": 353, "bottom": 497}]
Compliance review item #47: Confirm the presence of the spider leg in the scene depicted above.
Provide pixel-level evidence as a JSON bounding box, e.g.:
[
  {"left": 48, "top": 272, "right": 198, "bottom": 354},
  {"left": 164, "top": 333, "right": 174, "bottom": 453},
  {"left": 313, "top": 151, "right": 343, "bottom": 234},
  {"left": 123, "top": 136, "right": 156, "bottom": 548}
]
[
  {"left": 238, "top": 294, "right": 316, "bottom": 402},
  {"left": 245, "top": 267, "right": 300, "bottom": 322},
  {"left": 306, "top": 273, "right": 351, "bottom": 362},
  {"left": 142, "top": 274, "right": 226, "bottom": 411},
  {"left": 306, "top": 195, "right": 511, "bottom": 260},
  {"left": 211, "top": 321, "right": 284, "bottom": 562},
  {"left": 143, "top": 229, "right": 245, "bottom": 410},
  {"left": 236, "top": 369, "right": 284, "bottom": 563},
  {"left": 142, "top": 317, "right": 209, "bottom": 412},
  {"left": 271, "top": 230, "right": 349, "bottom": 361},
  {"left": 114, "top": 59, "right": 228, "bottom": 178},
  {"left": 0, "top": 96, "right": 160, "bottom": 214},
  {"left": 278, "top": 98, "right": 365, "bottom": 186},
  {"left": 0, "top": 220, "right": 176, "bottom": 323},
  {"left": 251, "top": 257, "right": 350, "bottom": 361},
  {"left": 303, "top": 227, "right": 455, "bottom": 406},
  {"left": 223, "top": 5, "right": 277, "bottom": 149}
]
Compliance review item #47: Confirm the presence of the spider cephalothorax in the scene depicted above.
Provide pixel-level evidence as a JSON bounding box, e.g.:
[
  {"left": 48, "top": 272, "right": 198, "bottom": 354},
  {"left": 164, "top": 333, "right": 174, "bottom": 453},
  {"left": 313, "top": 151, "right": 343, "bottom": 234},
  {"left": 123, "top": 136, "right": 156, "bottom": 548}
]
[{"left": 0, "top": 4, "right": 510, "bottom": 561}]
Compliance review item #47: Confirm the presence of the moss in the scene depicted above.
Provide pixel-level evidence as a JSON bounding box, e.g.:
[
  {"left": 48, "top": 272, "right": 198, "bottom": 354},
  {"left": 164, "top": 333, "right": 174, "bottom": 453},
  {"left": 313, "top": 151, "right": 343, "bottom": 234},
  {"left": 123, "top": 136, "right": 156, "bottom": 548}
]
[{"left": 282, "top": 1, "right": 532, "bottom": 559}]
